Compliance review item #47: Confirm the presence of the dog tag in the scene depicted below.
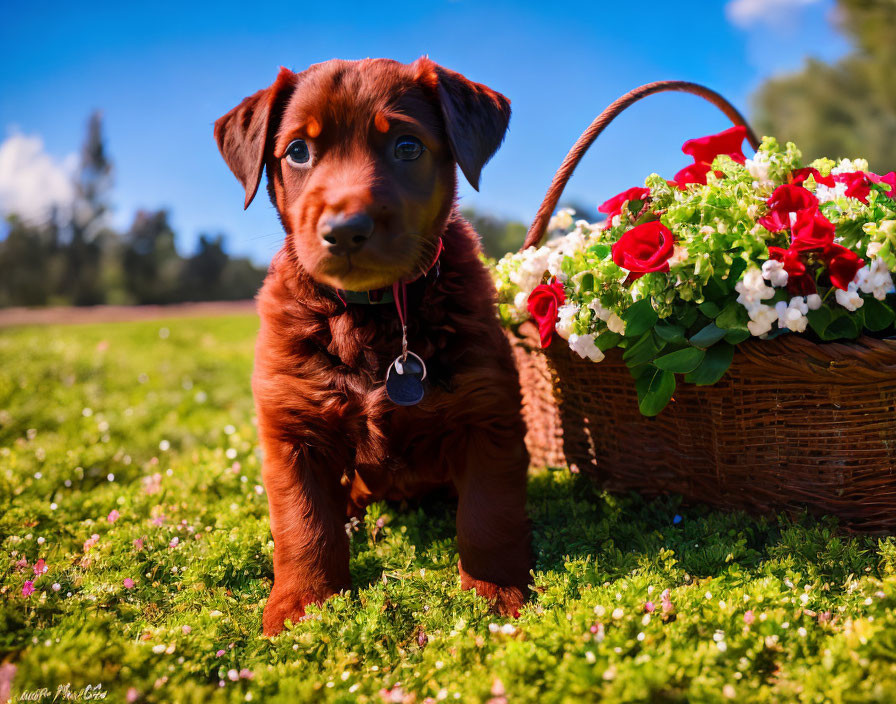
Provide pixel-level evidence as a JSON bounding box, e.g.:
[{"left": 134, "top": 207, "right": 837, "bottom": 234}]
[{"left": 386, "top": 351, "right": 427, "bottom": 406}]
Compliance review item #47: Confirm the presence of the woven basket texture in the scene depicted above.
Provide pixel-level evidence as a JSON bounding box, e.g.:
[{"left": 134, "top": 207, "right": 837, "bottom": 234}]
[{"left": 508, "top": 323, "right": 896, "bottom": 531}]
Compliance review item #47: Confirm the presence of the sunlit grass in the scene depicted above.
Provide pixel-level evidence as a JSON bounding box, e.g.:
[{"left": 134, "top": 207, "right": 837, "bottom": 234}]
[{"left": 3, "top": 315, "right": 896, "bottom": 703}]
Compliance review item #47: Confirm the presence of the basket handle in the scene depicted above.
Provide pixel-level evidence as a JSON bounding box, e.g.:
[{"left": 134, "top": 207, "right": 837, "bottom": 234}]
[{"left": 522, "top": 80, "right": 760, "bottom": 251}]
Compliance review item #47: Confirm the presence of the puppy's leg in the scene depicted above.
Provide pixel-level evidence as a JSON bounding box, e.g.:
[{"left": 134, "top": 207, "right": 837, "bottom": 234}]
[
  {"left": 453, "top": 425, "right": 531, "bottom": 617},
  {"left": 260, "top": 437, "right": 351, "bottom": 636}
]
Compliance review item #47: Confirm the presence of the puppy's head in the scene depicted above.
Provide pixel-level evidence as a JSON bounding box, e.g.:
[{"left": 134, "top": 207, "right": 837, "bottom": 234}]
[{"left": 215, "top": 57, "right": 510, "bottom": 291}]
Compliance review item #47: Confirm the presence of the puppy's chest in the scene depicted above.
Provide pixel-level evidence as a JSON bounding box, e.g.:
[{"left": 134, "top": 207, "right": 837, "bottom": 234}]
[{"left": 324, "top": 309, "right": 458, "bottom": 394}]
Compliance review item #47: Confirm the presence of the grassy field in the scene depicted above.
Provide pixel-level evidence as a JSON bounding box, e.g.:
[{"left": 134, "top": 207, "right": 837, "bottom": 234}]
[{"left": 3, "top": 315, "right": 896, "bottom": 703}]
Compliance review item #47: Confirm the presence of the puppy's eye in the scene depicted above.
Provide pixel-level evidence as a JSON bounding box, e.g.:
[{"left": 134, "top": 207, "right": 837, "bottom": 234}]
[
  {"left": 285, "top": 139, "right": 310, "bottom": 165},
  {"left": 394, "top": 136, "right": 424, "bottom": 161}
]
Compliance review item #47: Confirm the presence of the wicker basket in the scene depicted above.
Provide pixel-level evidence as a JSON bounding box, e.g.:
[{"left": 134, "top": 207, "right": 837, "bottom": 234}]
[{"left": 511, "top": 81, "right": 896, "bottom": 531}]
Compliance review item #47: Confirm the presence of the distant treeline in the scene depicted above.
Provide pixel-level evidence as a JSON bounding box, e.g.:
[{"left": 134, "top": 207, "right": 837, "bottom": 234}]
[
  {"left": 0, "top": 112, "right": 581, "bottom": 308},
  {"left": 0, "top": 113, "right": 266, "bottom": 308}
]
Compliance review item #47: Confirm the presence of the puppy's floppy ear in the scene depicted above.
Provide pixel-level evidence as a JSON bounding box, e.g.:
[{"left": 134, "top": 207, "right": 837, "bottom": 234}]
[
  {"left": 414, "top": 57, "right": 511, "bottom": 191},
  {"left": 214, "top": 67, "right": 298, "bottom": 209}
]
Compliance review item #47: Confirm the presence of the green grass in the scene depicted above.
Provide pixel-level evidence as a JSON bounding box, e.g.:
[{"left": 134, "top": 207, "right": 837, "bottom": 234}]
[{"left": 3, "top": 315, "right": 896, "bottom": 703}]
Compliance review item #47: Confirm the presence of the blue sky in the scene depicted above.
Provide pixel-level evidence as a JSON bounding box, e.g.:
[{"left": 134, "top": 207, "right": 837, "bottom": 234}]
[{"left": 1, "top": 0, "right": 849, "bottom": 263}]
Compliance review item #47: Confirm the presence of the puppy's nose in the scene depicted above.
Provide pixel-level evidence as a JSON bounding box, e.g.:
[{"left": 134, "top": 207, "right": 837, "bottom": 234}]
[{"left": 318, "top": 212, "right": 374, "bottom": 254}]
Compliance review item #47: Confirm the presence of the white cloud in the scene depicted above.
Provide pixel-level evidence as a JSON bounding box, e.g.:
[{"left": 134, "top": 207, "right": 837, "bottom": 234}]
[
  {"left": 726, "top": 0, "right": 820, "bottom": 27},
  {"left": 0, "top": 132, "right": 76, "bottom": 225}
]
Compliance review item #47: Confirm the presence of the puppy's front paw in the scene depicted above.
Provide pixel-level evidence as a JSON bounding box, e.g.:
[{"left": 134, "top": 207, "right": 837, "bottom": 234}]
[
  {"left": 262, "top": 590, "right": 309, "bottom": 636},
  {"left": 458, "top": 561, "right": 527, "bottom": 618}
]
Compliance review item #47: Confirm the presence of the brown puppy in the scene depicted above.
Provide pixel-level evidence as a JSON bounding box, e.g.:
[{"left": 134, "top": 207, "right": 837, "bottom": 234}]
[{"left": 214, "top": 57, "right": 531, "bottom": 636}]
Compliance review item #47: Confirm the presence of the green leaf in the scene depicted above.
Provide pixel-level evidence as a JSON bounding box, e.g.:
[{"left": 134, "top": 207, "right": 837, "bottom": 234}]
[
  {"left": 684, "top": 343, "right": 735, "bottom": 385},
  {"left": 724, "top": 258, "right": 748, "bottom": 292},
  {"left": 622, "top": 331, "right": 664, "bottom": 367},
  {"left": 636, "top": 366, "right": 676, "bottom": 417},
  {"left": 679, "top": 306, "right": 699, "bottom": 328},
  {"left": 825, "top": 310, "right": 860, "bottom": 339},
  {"left": 654, "top": 347, "right": 706, "bottom": 374},
  {"left": 654, "top": 320, "right": 687, "bottom": 345},
  {"left": 862, "top": 298, "right": 895, "bottom": 332},
  {"left": 807, "top": 306, "right": 833, "bottom": 337},
  {"left": 689, "top": 323, "right": 727, "bottom": 349},
  {"left": 698, "top": 300, "right": 722, "bottom": 318},
  {"left": 715, "top": 300, "right": 749, "bottom": 332},
  {"left": 579, "top": 273, "right": 595, "bottom": 292},
  {"left": 594, "top": 331, "right": 623, "bottom": 352},
  {"left": 622, "top": 299, "right": 658, "bottom": 338},
  {"left": 587, "top": 244, "right": 611, "bottom": 259},
  {"left": 724, "top": 329, "right": 751, "bottom": 345}
]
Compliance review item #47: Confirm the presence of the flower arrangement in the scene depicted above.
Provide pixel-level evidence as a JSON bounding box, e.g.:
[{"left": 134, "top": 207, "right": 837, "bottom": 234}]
[{"left": 494, "top": 127, "right": 896, "bottom": 416}]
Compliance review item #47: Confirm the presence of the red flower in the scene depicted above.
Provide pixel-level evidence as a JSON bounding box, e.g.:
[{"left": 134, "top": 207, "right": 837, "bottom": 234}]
[
  {"left": 611, "top": 221, "right": 675, "bottom": 281},
  {"left": 790, "top": 167, "right": 834, "bottom": 188},
  {"left": 823, "top": 244, "right": 864, "bottom": 291},
  {"left": 789, "top": 207, "right": 835, "bottom": 252},
  {"left": 598, "top": 187, "right": 651, "bottom": 218},
  {"left": 758, "top": 184, "right": 818, "bottom": 233},
  {"left": 673, "top": 126, "right": 748, "bottom": 190},
  {"left": 870, "top": 171, "right": 896, "bottom": 196},
  {"left": 681, "top": 125, "right": 748, "bottom": 166},
  {"left": 768, "top": 246, "right": 815, "bottom": 296},
  {"left": 673, "top": 162, "right": 712, "bottom": 189},
  {"left": 527, "top": 281, "right": 566, "bottom": 348},
  {"left": 833, "top": 171, "right": 873, "bottom": 203}
]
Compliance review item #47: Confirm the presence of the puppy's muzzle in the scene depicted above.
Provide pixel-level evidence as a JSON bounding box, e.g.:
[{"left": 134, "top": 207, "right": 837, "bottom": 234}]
[{"left": 318, "top": 212, "right": 375, "bottom": 256}]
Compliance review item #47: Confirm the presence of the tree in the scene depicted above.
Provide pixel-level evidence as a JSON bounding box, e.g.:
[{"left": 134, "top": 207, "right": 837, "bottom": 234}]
[
  {"left": 122, "top": 210, "right": 183, "bottom": 304},
  {"left": 461, "top": 207, "right": 528, "bottom": 259},
  {"left": 753, "top": 0, "right": 896, "bottom": 172},
  {"left": 60, "top": 111, "right": 114, "bottom": 304}
]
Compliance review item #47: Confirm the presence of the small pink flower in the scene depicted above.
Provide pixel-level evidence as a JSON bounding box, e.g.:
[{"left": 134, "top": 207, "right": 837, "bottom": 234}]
[
  {"left": 52, "top": 583, "right": 61, "bottom": 592},
  {"left": 182, "top": 625, "right": 192, "bottom": 635},
  {"left": 216, "top": 650, "right": 225, "bottom": 657},
  {"left": 239, "top": 669, "right": 253, "bottom": 680},
  {"left": 14, "top": 558, "right": 28, "bottom": 572},
  {"left": 108, "top": 509, "right": 120, "bottom": 523},
  {"left": 33, "top": 559, "right": 47, "bottom": 576},
  {"left": 126, "top": 688, "right": 139, "bottom": 703},
  {"left": 133, "top": 538, "right": 144, "bottom": 551},
  {"left": 644, "top": 601, "right": 656, "bottom": 613},
  {"left": 227, "top": 669, "right": 239, "bottom": 682},
  {"left": 22, "top": 580, "right": 35, "bottom": 597},
  {"left": 169, "top": 537, "right": 179, "bottom": 548},
  {"left": 152, "top": 515, "right": 165, "bottom": 527},
  {"left": 143, "top": 473, "right": 163, "bottom": 495},
  {"left": 83, "top": 534, "right": 100, "bottom": 552},
  {"left": 744, "top": 610, "right": 755, "bottom": 625},
  {"left": 123, "top": 578, "right": 135, "bottom": 589}
]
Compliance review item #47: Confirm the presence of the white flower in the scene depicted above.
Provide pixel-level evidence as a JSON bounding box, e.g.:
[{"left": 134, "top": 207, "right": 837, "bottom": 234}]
[
  {"left": 555, "top": 304, "right": 578, "bottom": 340},
  {"left": 835, "top": 282, "right": 864, "bottom": 312},
  {"left": 568, "top": 333, "right": 605, "bottom": 362},
  {"left": 548, "top": 207, "right": 575, "bottom": 232},
  {"left": 746, "top": 304, "right": 778, "bottom": 337},
  {"left": 745, "top": 152, "right": 774, "bottom": 187},
  {"left": 606, "top": 313, "right": 626, "bottom": 335},
  {"left": 866, "top": 241, "right": 883, "bottom": 258},
  {"left": 806, "top": 294, "right": 823, "bottom": 310},
  {"left": 667, "top": 246, "right": 689, "bottom": 268},
  {"left": 855, "top": 258, "right": 895, "bottom": 301},
  {"left": 815, "top": 181, "right": 848, "bottom": 203},
  {"left": 735, "top": 268, "right": 775, "bottom": 308},
  {"left": 587, "top": 299, "right": 626, "bottom": 334},
  {"left": 761, "top": 259, "right": 788, "bottom": 288},
  {"left": 775, "top": 298, "right": 809, "bottom": 333},
  {"left": 831, "top": 158, "right": 869, "bottom": 175}
]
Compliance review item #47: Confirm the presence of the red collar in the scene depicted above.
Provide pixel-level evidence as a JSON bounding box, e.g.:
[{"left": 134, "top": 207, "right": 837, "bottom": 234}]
[{"left": 335, "top": 237, "right": 443, "bottom": 307}]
